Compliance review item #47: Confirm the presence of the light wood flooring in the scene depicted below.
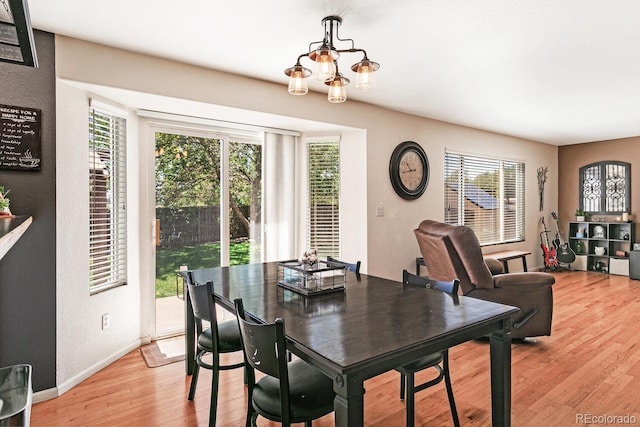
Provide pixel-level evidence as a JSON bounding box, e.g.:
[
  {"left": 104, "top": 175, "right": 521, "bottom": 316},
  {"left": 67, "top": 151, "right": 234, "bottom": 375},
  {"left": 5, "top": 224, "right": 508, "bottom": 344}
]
[{"left": 31, "top": 271, "right": 640, "bottom": 426}]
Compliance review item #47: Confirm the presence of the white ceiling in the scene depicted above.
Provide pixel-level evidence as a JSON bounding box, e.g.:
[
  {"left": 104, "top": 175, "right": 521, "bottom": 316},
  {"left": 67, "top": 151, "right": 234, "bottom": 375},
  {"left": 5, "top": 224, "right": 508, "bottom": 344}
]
[{"left": 25, "top": 0, "right": 640, "bottom": 145}]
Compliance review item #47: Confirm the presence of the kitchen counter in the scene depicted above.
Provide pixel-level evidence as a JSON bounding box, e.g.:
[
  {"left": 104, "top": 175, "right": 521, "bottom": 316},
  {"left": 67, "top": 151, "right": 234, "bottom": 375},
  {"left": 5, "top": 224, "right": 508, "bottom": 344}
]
[{"left": 0, "top": 216, "right": 32, "bottom": 261}]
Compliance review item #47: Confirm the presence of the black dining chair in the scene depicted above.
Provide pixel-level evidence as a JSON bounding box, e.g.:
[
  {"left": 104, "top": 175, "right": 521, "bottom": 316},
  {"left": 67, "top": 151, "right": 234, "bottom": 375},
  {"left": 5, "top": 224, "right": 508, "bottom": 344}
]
[
  {"left": 396, "top": 270, "right": 461, "bottom": 427},
  {"left": 326, "top": 256, "right": 361, "bottom": 274},
  {"left": 186, "top": 274, "right": 245, "bottom": 426},
  {"left": 234, "top": 298, "right": 335, "bottom": 427}
]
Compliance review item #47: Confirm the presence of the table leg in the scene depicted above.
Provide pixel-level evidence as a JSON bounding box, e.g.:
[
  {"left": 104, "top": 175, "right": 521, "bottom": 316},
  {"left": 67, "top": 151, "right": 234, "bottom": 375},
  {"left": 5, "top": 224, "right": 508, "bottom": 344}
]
[
  {"left": 333, "top": 375, "right": 365, "bottom": 427},
  {"left": 490, "top": 319, "right": 512, "bottom": 426},
  {"left": 522, "top": 257, "right": 528, "bottom": 272},
  {"left": 502, "top": 260, "right": 510, "bottom": 273}
]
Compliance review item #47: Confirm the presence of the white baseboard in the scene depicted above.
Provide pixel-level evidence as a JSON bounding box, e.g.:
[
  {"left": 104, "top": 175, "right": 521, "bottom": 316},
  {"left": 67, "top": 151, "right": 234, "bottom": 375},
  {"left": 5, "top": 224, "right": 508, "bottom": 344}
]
[
  {"left": 33, "top": 387, "right": 58, "bottom": 403},
  {"left": 33, "top": 339, "right": 142, "bottom": 403}
]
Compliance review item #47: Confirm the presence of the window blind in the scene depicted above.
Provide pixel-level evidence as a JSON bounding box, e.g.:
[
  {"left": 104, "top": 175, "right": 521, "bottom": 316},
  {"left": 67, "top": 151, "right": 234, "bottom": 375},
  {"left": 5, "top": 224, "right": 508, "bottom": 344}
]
[
  {"left": 306, "top": 141, "right": 340, "bottom": 257},
  {"left": 444, "top": 151, "right": 525, "bottom": 245},
  {"left": 89, "top": 107, "right": 127, "bottom": 292}
]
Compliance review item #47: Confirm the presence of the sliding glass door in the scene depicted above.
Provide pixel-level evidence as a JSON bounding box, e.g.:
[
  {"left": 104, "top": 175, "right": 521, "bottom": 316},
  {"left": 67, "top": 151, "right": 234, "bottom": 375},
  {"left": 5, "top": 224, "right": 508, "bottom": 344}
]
[{"left": 153, "top": 127, "right": 262, "bottom": 336}]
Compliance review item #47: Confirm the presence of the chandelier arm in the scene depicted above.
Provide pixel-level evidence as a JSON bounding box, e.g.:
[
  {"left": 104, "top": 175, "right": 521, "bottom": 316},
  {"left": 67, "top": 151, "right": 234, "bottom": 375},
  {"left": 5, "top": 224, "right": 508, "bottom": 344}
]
[
  {"left": 307, "top": 40, "right": 325, "bottom": 54},
  {"left": 297, "top": 53, "right": 310, "bottom": 64},
  {"left": 335, "top": 48, "right": 367, "bottom": 57},
  {"left": 335, "top": 35, "right": 356, "bottom": 50}
]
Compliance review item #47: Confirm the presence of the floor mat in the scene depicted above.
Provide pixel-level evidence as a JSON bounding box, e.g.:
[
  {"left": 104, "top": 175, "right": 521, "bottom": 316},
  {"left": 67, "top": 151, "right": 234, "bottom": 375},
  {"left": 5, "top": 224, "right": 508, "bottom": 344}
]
[{"left": 140, "top": 336, "right": 185, "bottom": 368}]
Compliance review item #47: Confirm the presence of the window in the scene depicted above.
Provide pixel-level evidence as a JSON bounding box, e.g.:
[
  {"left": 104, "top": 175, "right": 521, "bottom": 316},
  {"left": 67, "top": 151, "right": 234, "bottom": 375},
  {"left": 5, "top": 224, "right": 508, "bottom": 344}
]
[
  {"left": 444, "top": 150, "right": 525, "bottom": 245},
  {"left": 306, "top": 141, "right": 340, "bottom": 257},
  {"left": 89, "top": 106, "right": 127, "bottom": 293},
  {"left": 579, "top": 161, "right": 630, "bottom": 214}
]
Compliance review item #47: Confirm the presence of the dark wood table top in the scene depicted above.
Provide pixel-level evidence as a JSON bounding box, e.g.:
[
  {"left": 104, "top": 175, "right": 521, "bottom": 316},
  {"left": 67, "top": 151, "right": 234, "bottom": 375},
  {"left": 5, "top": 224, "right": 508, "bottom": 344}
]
[{"left": 187, "top": 262, "right": 518, "bottom": 374}]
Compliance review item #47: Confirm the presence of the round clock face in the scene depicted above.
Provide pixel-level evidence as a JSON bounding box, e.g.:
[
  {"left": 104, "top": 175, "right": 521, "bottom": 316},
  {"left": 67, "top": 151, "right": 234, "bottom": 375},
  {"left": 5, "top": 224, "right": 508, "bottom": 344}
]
[
  {"left": 399, "top": 150, "right": 424, "bottom": 191},
  {"left": 389, "top": 141, "right": 429, "bottom": 200}
]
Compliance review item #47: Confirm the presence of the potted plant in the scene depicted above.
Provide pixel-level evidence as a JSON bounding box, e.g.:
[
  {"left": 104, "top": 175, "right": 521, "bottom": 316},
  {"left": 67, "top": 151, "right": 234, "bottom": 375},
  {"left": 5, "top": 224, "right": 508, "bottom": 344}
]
[
  {"left": 0, "top": 185, "right": 11, "bottom": 216},
  {"left": 575, "top": 209, "right": 587, "bottom": 222}
]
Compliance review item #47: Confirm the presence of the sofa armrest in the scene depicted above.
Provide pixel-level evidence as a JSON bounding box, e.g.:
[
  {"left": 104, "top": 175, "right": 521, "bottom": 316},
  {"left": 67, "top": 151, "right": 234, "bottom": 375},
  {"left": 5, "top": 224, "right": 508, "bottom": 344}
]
[
  {"left": 485, "top": 258, "right": 505, "bottom": 275},
  {"left": 492, "top": 272, "right": 555, "bottom": 290}
]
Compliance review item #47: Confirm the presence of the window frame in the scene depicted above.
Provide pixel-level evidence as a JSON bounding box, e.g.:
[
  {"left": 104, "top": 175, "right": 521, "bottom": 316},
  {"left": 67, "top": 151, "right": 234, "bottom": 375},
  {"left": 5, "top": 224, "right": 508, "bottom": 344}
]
[
  {"left": 89, "top": 106, "right": 127, "bottom": 294},
  {"left": 306, "top": 140, "right": 340, "bottom": 258},
  {"left": 444, "top": 150, "right": 525, "bottom": 246},
  {"left": 579, "top": 161, "right": 630, "bottom": 215}
]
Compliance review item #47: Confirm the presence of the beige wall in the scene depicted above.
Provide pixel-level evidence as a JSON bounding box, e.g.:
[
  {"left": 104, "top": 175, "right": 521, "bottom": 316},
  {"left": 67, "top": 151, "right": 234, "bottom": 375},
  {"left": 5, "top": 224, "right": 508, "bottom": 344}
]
[
  {"left": 54, "top": 35, "right": 558, "bottom": 277},
  {"left": 53, "top": 34, "right": 559, "bottom": 393},
  {"left": 558, "top": 137, "right": 640, "bottom": 231}
]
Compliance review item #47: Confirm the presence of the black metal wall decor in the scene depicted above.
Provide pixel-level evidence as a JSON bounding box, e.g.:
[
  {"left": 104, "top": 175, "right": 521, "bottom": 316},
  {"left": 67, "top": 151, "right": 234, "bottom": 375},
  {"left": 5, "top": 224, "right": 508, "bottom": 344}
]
[
  {"left": 537, "top": 166, "right": 548, "bottom": 211},
  {"left": 579, "top": 161, "right": 630, "bottom": 214}
]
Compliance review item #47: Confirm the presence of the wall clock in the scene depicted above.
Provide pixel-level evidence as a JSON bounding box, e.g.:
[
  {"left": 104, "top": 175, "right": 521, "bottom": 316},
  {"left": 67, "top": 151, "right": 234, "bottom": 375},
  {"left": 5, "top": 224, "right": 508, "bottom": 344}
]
[{"left": 389, "top": 141, "right": 429, "bottom": 200}]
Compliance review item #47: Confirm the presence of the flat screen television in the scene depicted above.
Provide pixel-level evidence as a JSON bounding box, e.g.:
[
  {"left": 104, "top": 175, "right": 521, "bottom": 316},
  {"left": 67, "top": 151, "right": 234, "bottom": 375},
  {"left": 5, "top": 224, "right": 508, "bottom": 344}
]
[{"left": 0, "top": 0, "right": 37, "bottom": 67}]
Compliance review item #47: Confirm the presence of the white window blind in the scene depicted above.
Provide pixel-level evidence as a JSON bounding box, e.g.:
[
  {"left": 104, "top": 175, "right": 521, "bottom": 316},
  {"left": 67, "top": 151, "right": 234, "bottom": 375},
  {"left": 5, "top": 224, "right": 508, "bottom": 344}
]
[
  {"left": 89, "top": 107, "right": 127, "bottom": 292},
  {"left": 444, "top": 150, "right": 525, "bottom": 245},
  {"left": 306, "top": 141, "right": 340, "bottom": 257}
]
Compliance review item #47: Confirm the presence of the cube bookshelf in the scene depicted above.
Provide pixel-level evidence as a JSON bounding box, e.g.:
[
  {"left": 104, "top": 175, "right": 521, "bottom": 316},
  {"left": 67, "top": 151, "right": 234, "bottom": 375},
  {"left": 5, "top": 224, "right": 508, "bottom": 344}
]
[{"left": 568, "top": 221, "right": 635, "bottom": 275}]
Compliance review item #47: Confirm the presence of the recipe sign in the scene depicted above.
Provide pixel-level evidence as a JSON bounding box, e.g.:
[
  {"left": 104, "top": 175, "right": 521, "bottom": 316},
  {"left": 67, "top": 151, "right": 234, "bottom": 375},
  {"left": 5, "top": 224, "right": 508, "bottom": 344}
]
[{"left": 0, "top": 104, "right": 42, "bottom": 171}]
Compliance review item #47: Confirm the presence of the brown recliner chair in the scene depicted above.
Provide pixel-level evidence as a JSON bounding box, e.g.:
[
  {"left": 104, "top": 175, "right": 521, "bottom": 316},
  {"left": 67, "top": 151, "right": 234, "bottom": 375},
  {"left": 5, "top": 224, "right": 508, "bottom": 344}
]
[{"left": 414, "top": 219, "right": 554, "bottom": 339}]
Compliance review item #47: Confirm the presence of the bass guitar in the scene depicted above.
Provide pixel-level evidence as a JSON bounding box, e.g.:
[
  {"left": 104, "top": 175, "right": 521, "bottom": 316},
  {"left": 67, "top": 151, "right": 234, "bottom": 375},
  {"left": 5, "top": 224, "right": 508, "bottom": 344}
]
[
  {"left": 551, "top": 212, "right": 576, "bottom": 264},
  {"left": 540, "top": 217, "right": 558, "bottom": 269}
]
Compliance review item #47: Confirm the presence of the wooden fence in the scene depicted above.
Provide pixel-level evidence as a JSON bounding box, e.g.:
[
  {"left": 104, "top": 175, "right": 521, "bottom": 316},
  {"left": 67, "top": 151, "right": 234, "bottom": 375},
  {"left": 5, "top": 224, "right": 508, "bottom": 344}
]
[{"left": 156, "top": 206, "right": 249, "bottom": 248}]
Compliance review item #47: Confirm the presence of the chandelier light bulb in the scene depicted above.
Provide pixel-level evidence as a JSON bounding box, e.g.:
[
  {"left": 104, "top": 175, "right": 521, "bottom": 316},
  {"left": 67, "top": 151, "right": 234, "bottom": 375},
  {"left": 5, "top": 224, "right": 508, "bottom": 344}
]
[
  {"left": 288, "top": 73, "right": 308, "bottom": 95},
  {"left": 327, "top": 74, "right": 349, "bottom": 103},
  {"left": 355, "top": 65, "right": 375, "bottom": 90},
  {"left": 313, "top": 48, "right": 338, "bottom": 81},
  {"left": 284, "top": 63, "right": 311, "bottom": 95},
  {"left": 327, "top": 81, "right": 346, "bottom": 103},
  {"left": 352, "top": 58, "right": 380, "bottom": 91}
]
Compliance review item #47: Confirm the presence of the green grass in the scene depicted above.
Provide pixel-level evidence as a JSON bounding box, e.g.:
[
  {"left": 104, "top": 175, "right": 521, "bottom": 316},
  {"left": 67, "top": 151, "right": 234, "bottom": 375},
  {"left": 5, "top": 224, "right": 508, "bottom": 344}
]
[{"left": 155, "top": 242, "right": 252, "bottom": 297}]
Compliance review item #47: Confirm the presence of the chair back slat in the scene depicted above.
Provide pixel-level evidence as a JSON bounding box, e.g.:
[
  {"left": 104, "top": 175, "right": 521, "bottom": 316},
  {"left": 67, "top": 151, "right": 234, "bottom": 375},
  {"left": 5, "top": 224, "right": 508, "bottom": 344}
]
[
  {"left": 187, "top": 280, "right": 218, "bottom": 324},
  {"left": 326, "top": 256, "right": 361, "bottom": 274},
  {"left": 402, "top": 269, "right": 460, "bottom": 294},
  {"left": 234, "top": 299, "right": 289, "bottom": 381}
]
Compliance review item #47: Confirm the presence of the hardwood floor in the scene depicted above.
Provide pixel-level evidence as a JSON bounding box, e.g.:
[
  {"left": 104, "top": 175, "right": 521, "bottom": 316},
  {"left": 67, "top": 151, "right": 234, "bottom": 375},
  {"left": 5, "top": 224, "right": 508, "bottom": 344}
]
[{"left": 31, "top": 271, "right": 640, "bottom": 426}]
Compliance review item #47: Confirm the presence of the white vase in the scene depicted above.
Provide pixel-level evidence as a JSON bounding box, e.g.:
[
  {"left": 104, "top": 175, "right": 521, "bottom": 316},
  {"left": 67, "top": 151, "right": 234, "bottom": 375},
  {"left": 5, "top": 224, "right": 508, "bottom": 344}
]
[{"left": 576, "top": 216, "right": 585, "bottom": 222}]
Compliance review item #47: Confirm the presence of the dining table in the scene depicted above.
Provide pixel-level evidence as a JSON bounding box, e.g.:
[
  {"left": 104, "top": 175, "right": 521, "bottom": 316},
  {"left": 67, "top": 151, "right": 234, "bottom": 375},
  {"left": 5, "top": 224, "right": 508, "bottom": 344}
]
[{"left": 180, "top": 262, "right": 519, "bottom": 426}]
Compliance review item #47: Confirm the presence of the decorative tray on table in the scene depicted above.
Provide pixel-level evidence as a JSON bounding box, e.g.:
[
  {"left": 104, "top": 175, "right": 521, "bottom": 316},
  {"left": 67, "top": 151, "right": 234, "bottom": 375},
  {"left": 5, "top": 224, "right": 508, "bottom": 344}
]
[{"left": 277, "top": 259, "right": 347, "bottom": 296}]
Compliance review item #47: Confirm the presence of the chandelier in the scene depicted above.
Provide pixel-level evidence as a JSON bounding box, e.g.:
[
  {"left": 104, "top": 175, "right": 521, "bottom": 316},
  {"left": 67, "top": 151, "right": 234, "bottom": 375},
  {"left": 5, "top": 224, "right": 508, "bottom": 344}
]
[{"left": 284, "top": 16, "right": 380, "bottom": 103}]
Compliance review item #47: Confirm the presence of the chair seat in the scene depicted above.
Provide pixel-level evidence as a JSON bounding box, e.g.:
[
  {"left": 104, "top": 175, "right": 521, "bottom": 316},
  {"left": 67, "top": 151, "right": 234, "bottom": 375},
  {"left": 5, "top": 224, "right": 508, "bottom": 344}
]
[
  {"left": 252, "top": 359, "right": 335, "bottom": 422},
  {"left": 198, "top": 320, "right": 242, "bottom": 353},
  {"left": 396, "top": 352, "right": 443, "bottom": 374}
]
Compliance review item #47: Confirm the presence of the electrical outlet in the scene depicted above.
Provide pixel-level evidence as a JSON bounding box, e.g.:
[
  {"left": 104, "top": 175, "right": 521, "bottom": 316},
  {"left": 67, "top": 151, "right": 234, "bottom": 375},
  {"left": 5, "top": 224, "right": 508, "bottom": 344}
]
[{"left": 102, "top": 313, "right": 110, "bottom": 330}]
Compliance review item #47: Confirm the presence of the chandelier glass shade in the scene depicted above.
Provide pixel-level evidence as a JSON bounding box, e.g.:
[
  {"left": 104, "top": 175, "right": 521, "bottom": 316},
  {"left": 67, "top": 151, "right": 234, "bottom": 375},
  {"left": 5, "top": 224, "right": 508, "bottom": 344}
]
[
  {"left": 326, "top": 70, "right": 349, "bottom": 103},
  {"left": 285, "top": 63, "right": 311, "bottom": 95},
  {"left": 284, "top": 16, "right": 379, "bottom": 103}
]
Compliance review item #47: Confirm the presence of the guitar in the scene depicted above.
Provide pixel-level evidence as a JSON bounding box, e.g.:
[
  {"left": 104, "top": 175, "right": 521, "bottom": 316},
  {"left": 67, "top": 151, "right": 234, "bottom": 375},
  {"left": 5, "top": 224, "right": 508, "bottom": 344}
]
[
  {"left": 540, "top": 217, "right": 558, "bottom": 269},
  {"left": 551, "top": 212, "right": 576, "bottom": 264}
]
